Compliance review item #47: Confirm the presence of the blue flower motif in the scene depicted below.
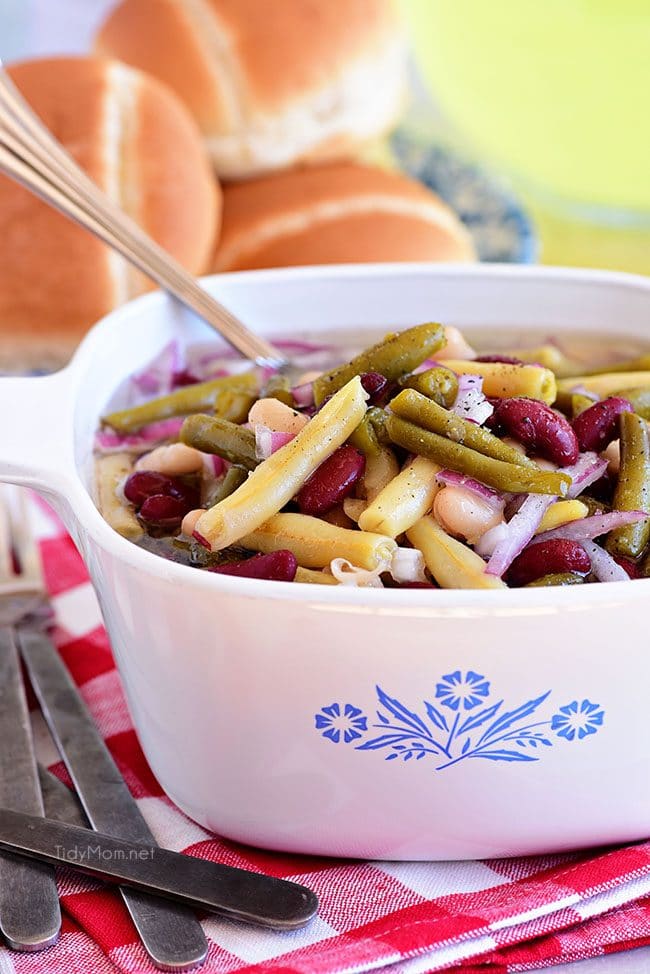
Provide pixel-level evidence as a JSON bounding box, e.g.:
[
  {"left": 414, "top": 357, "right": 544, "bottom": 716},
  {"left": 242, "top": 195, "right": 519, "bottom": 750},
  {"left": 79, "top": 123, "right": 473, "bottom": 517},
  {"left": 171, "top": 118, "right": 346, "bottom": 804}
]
[
  {"left": 435, "top": 671, "right": 490, "bottom": 711},
  {"left": 314, "top": 703, "right": 368, "bottom": 744},
  {"left": 551, "top": 699, "right": 604, "bottom": 741}
]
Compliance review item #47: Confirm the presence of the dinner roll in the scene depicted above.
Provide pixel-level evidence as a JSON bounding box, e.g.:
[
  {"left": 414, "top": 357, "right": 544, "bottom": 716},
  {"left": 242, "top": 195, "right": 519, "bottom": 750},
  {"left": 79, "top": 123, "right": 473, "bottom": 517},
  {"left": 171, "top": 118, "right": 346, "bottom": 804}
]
[
  {"left": 0, "top": 57, "right": 219, "bottom": 369},
  {"left": 212, "top": 163, "right": 476, "bottom": 272},
  {"left": 95, "top": 0, "right": 407, "bottom": 178}
]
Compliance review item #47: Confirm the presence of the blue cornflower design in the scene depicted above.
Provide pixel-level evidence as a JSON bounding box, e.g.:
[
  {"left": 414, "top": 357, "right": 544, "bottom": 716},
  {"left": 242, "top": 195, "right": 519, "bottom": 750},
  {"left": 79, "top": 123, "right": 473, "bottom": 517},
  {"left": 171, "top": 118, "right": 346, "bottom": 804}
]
[
  {"left": 551, "top": 700, "right": 604, "bottom": 741},
  {"left": 315, "top": 703, "right": 368, "bottom": 744},
  {"left": 435, "top": 670, "right": 490, "bottom": 711}
]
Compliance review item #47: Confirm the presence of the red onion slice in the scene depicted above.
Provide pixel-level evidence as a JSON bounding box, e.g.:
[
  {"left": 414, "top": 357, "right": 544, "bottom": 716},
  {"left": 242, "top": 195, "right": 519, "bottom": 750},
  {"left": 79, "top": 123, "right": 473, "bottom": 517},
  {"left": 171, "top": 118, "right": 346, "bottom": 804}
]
[
  {"left": 450, "top": 374, "right": 494, "bottom": 426},
  {"left": 536, "top": 510, "right": 648, "bottom": 544},
  {"left": 480, "top": 494, "right": 556, "bottom": 576},
  {"left": 131, "top": 340, "right": 182, "bottom": 397},
  {"left": 581, "top": 540, "right": 629, "bottom": 582},
  {"left": 390, "top": 547, "right": 428, "bottom": 584},
  {"left": 563, "top": 452, "right": 609, "bottom": 499},
  {"left": 436, "top": 469, "right": 500, "bottom": 501},
  {"left": 254, "top": 426, "right": 295, "bottom": 460},
  {"left": 95, "top": 418, "right": 185, "bottom": 453},
  {"left": 291, "top": 383, "right": 315, "bottom": 408}
]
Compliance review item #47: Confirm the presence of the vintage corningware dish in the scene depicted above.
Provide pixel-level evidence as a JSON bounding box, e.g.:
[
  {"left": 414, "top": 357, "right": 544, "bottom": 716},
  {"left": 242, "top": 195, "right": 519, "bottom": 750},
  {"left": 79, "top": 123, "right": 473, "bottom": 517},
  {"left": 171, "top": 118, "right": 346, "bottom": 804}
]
[{"left": 1, "top": 264, "right": 649, "bottom": 861}]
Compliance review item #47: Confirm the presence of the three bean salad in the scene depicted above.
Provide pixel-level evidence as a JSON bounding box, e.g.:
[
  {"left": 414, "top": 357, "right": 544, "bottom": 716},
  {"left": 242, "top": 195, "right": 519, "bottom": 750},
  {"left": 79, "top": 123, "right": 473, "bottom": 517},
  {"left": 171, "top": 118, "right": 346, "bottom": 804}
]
[{"left": 95, "top": 324, "right": 650, "bottom": 588}]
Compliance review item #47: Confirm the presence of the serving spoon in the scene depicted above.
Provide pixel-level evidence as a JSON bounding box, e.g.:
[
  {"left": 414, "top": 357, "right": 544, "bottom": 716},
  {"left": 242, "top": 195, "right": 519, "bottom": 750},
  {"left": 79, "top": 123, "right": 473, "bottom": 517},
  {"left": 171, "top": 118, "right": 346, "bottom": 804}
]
[{"left": 0, "top": 61, "right": 285, "bottom": 369}]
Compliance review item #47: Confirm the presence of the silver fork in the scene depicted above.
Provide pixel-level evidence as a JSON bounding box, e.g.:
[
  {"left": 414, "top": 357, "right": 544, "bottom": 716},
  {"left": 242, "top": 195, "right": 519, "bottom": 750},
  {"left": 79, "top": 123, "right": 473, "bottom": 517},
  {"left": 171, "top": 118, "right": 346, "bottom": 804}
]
[
  {"left": 1, "top": 486, "right": 210, "bottom": 970},
  {"left": 0, "top": 487, "right": 61, "bottom": 951}
]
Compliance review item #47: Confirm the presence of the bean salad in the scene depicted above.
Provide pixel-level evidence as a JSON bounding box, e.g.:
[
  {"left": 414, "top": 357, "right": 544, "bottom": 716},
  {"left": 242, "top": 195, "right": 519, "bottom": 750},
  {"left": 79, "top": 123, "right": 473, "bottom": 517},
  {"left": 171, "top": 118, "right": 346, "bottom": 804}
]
[{"left": 94, "top": 324, "right": 650, "bottom": 588}]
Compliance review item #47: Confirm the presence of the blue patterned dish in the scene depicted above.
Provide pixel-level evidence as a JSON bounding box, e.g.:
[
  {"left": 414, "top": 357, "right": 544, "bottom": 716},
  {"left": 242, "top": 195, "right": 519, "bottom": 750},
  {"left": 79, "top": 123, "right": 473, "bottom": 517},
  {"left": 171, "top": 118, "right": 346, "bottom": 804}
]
[{"left": 392, "top": 130, "right": 537, "bottom": 264}]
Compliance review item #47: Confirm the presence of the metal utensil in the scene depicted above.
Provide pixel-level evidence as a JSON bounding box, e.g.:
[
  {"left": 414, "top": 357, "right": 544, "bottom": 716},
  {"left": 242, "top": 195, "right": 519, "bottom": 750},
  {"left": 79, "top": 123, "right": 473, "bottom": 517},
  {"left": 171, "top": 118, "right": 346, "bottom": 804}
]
[
  {"left": 1, "top": 487, "right": 207, "bottom": 971},
  {"left": 38, "top": 764, "right": 87, "bottom": 830},
  {"left": 0, "top": 807, "right": 318, "bottom": 929},
  {"left": 20, "top": 629, "right": 210, "bottom": 971},
  {"left": 0, "top": 498, "right": 61, "bottom": 952},
  {"left": 0, "top": 61, "right": 285, "bottom": 369}
]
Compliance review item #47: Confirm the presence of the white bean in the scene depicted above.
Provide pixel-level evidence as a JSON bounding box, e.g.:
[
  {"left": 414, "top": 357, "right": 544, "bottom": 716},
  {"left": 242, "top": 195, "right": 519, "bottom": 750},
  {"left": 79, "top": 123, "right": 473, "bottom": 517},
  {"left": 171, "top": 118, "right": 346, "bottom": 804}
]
[
  {"left": 181, "top": 508, "right": 204, "bottom": 537},
  {"left": 433, "top": 486, "right": 503, "bottom": 544},
  {"left": 135, "top": 443, "right": 203, "bottom": 475},
  {"left": 248, "top": 398, "right": 309, "bottom": 434},
  {"left": 603, "top": 439, "right": 620, "bottom": 475}
]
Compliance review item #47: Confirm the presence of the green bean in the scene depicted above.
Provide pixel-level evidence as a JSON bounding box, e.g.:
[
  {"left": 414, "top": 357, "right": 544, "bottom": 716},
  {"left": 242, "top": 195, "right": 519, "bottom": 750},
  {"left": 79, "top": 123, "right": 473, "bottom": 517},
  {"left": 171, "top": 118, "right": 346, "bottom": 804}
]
[
  {"left": 612, "top": 387, "right": 650, "bottom": 421},
  {"left": 553, "top": 389, "right": 579, "bottom": 414},
  {"left": 390, "top": 388, "right": 536, "bottom": 467},
  {"left": 525, "top": 572, "right": 585, "bottom": 587},
  {"left": 212, "top": 388, "right": 257, "bottom": 424},
  {"left": 180, "top": 414, "right": 257, "bottom": 470},
  {"left": 312, "top": 323, "right": 445, "bottom": 403},
  {"left": 349, "top": 414, "right": 379, "bottom": 457},
  {"left": 399, "top": 367, "right": 459, "bottom": 408},
  {"left": 261, "top": 373, "right": 295, "bottom": 408},
  {"left": 205, "top": 466, "right": 248, "bottom": 505},
  {"left": 386, "top": 415, "right": 570, "bottom": 496},
  {"left": 605, "top": 411, "right": 650, "bottom": 559},
  {"left": 349, "top": 408, "right": 389, "bottom": 457},
  {"left": 103, "top": 372, "right": 258, "bottom": 433}
]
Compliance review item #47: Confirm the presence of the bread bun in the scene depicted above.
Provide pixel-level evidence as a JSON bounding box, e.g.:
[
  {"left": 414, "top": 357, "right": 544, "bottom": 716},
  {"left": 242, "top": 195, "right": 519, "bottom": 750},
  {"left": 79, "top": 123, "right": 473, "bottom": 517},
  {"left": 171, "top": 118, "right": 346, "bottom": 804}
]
[
  {"left": 212, "top": 163, "right": 476, "bottom": 272},
  {"left": 95, "top": 0, "right": 407, "bottom": 178},
  {"left": 0, "top": 56, "right": 220, "bottom": 369}
]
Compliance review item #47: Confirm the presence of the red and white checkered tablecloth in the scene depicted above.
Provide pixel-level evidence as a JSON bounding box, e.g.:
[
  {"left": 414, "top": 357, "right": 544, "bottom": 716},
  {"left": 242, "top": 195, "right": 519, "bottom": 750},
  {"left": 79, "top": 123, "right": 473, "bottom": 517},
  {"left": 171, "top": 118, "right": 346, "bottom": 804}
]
[{"left": 5, "top": 498, "right": 650, "bottom": 974}]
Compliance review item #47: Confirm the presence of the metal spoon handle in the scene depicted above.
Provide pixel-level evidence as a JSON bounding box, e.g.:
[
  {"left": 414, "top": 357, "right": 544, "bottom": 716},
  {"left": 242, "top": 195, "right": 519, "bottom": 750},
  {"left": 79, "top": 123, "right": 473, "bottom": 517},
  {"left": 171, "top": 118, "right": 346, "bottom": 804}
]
[
  {"left": 0, "top": 807, "right": 318, "bottom": 930},
  {"left": 0, "top": 629, "right": 60, "bottom": 951},
  {"left": 0, "top": 66, "right": 284, "bottom": 368}
]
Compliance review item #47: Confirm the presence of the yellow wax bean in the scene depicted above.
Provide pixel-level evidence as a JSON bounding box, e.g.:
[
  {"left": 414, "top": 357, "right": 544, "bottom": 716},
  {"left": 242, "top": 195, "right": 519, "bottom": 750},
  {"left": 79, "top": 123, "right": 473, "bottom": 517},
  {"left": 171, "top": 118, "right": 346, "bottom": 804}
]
[
  {"left": 358, "top": 457, "right": 441, "bottom": 538},
  {"left": 558, "top": 371, "right": 650, "bottom": 399},
  {"left": 195, "top": 377, "right": 368, "bottom": 550},
  {"left": 536, "top": 500, "right": 589, "bottom": 534},
  {"left": 437, "top": 359, "right": 557, "bottom": 404},
  {"left": 295, "top": 567, "right": 339, "bottom": 585},
  {"left": 407, "top": 516, "right": 506, "bottom": 590},
  {"left": 95, "top": 454, "right": 142, "bottom": 540},
  {"left": 501, "top": 344, "right": 575, "bottom": 377},
  {"left": 242, "top": 513, "right": 397, "bottom": 570},
  {"left": 362, "top": 446, "right": 400, "bottom": 501}
]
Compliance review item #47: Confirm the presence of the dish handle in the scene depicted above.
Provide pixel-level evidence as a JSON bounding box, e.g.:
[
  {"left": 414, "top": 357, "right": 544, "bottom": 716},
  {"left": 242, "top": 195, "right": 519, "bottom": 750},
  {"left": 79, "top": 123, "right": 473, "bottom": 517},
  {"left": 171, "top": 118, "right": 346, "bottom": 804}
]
[{"left": 0, "top": 369, "right": 76, "bottom": 493}]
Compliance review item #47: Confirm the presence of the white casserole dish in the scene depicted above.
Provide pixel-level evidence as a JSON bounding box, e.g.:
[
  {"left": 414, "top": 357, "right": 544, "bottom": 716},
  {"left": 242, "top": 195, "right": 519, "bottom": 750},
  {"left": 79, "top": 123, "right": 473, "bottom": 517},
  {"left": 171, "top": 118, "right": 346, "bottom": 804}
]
[{"left": 1, "top": 264, "right": 649, "bottom": 860}]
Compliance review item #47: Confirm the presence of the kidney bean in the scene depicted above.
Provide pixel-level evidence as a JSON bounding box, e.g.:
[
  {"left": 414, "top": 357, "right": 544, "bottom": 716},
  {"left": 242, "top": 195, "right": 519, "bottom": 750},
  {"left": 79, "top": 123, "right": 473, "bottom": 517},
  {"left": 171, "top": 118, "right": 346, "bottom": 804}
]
[
  {"left": 507, "top": 539, "right": 591, "bottom": 587},
  {"left": 124, "top": 471, "right": 175, "bottom": 506},
  {"left": 572, "top": 397, "right": 633, "bottom": 452},
  {"left": 139, "top": 494, "right": 188, "bottom": 532},
  {"left": 611, "top": 554, "right": 643, "bottom": 579},
  {"left": 210, "top": 550, "right": 297, "bottom": 581},
  {"left": 124, "top": 471, "right": 199, "bottom": 511},
  {"left": 296, "top": 445, "right": 365, "bottom": 516},
  {"left": 475, "top": 354, "right": 525, "bottom": 365},
  {"left": 490, "top": 397, "right": 579, "bottom": 466},
  {"left": 167, "top": 479, "right": 200, "bottom": 511},
  {"left": 360, "top": 372, "right": 390, "bottom": 404}
]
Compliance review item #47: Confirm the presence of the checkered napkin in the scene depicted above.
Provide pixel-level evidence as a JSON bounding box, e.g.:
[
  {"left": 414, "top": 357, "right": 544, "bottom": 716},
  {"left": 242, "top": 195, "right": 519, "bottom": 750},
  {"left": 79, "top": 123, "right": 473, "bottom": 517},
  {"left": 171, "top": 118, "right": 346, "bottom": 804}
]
[{"left": 4, "top": 498, "right": 650, "bottom": 974}]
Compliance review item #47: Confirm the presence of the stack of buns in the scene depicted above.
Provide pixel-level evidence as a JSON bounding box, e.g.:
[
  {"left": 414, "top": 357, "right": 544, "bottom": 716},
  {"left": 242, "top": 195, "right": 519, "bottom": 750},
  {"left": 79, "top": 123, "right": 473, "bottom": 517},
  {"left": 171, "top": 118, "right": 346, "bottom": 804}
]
[
  {"left": 1, "top": 0, "right": 475, "bottom": 368},
  {"left": 95, "top": 0, "right": 408, "bottom": 179},
  {"left": 0, "top": 56, "right": 219, "bottom": 367}
]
